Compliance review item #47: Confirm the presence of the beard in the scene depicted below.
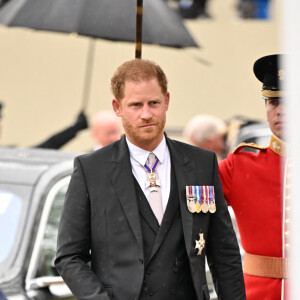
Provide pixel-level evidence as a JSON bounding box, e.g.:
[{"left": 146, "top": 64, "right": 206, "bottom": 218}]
[{"left": 121, "top": 117, "right": 166, "bottom": 148}]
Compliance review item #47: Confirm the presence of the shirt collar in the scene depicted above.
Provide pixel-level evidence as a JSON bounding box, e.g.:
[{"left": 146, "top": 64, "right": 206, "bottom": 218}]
[{"left": 126, "top": 136, "right": 167, "bottom": 166}]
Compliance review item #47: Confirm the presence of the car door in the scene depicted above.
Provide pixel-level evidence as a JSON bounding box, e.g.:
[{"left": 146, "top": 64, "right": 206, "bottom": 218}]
[{"left": 25, "top": 176, "right": 75, "bottom": 300}]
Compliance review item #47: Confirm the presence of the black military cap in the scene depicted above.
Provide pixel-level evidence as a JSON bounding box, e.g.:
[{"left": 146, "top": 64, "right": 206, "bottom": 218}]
[{"left": 253, "top": 54, "right": 285, "bottom": 100}]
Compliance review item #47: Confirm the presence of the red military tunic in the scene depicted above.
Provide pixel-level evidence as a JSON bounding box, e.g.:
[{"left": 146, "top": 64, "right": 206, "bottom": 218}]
[{"left": 219, "top": 135, "right": 288, "bottom": 300}]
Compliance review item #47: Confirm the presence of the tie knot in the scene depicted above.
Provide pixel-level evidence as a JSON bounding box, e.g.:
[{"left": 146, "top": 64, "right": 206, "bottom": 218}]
[{"left": 148, "top": 152, "right": 156, "bottom": 166}]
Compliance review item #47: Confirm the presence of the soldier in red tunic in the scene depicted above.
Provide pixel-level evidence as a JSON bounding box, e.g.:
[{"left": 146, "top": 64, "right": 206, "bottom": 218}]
[{"left": 219, "top": 54, "right": 289, "bottom": 300}]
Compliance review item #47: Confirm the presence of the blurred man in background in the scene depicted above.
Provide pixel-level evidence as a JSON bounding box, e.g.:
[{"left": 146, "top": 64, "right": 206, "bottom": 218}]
[
  {"left": 90, "top": 110, "right": 122, "bottom": 150},
  {"left": 184, "top": 114, "right": 227, "bottom": 160}
]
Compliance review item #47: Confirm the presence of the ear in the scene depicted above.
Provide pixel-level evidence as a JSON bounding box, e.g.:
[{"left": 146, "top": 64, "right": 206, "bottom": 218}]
[
  {"left": 112, "top": 99, "right": 121, "bottom": 117},
  {"left": 165, "top": 92, "right": 170, "bottom": 111}
]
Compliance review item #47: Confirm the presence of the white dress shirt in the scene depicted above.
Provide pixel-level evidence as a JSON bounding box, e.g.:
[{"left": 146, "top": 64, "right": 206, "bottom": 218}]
[{"left": 126, "top": 136, "right": 171, "bottom": 212}]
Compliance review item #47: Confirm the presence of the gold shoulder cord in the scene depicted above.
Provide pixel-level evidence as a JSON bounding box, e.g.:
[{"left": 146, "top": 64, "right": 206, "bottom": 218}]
[{"left": 232, "top": 142, "right": 268, "bottom": 154}]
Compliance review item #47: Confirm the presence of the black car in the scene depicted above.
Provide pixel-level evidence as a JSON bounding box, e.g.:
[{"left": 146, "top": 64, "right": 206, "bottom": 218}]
[
  {"left": 0, "top": 147, "right": 77, "bottom": 300},
  {"left": 229, "top": 121, "right": 272, "bottom": 151},
  {"left": 0, "top": 146, "right": 221, "bottom": 300}
]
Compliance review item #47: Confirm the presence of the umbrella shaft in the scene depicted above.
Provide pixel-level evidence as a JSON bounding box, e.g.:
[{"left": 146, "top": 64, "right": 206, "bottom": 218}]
[
  {"left": 81, "top": 39, "right": 96, "bottom": 111},
  {"left": 135, "top": 0, "right": 143, "bottom": 58}
]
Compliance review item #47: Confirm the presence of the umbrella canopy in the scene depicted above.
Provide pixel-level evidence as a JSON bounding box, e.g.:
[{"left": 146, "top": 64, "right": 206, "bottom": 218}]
[
  {"left": 0, "top": 0, "right": 198, "bottom": 110},
  {"left": 0, "top": 0, "right": 198, "bottom": 48}
]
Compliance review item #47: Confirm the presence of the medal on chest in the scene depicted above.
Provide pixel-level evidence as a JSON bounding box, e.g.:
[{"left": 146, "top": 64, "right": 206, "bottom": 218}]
[
  {"left": 145, "top": 171, "right": 161, "bottom": 192},
  {"left": 208, "top": 186, "right": 216, "bottom": 213},
  {"left": 201, "top": 186, "right": 209, "bottom": 213},
  {"left": 186, "top": 185, "right": 216, "bottom": 214},
  {"left": 195, "top": 233, "right": 205, "bottom": 255}
]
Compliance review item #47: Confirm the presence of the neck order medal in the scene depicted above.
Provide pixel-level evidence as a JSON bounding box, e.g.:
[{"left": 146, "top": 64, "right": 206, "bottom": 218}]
[{"left": 144, "top": 157, "right": 160, "bottom": 192}]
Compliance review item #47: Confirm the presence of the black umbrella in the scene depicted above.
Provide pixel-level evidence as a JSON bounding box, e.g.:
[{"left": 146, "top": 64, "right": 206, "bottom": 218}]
[
  {"left": 0, "top": 0, "right": 198, "bottom": 107},
  {"left": 0, "top": 0, "right": 198, "bottom": 48}
]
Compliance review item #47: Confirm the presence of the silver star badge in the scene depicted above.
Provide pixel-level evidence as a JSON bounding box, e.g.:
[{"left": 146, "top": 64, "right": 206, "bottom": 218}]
[{"left": 195, "top": 233, "right": 205, "bottom": 255}]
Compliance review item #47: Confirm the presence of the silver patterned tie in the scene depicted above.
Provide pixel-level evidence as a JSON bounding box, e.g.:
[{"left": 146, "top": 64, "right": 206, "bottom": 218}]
[{"left": 147, "top": 153, "right": 163, "bottom": 225}]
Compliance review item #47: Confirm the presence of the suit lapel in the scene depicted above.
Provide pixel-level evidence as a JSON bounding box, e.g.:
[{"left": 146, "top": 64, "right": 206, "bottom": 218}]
[
  {"left": 166, "top": 137, "right": 197, "bottom": 256},
  {"left": 148, "top": 137, "right": 198, "bottom": 261},
  {"left": 107, "top": 136, "right": 143, "bottom": 248}
]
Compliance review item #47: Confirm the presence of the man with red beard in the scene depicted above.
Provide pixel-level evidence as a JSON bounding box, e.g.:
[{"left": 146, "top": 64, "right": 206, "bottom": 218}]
[
  {"left": 219, "top": 54, "right": 289, "bottom": 300},
  {"left": 55, "top": 59, "right": 245, "bottom": 300}
]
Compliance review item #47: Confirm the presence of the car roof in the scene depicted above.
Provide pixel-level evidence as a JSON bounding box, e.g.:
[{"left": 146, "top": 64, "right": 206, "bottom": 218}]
[
  {"left": 229, "top": 122, "right": 272, "bottom": 152},
  {"left": 0, "top": 147, "right": 78, "bottom": 185},
  {"left": 235, "top": 122, "right": 271, "bottom": 143}
]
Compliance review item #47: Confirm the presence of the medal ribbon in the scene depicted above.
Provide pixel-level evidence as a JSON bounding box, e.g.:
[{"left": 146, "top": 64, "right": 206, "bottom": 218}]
[
  {"left": 186, "top": 186, "right": 215, "bottom": 208},
  {"left": 202, "top": 186, "right": 206, "bottom": 204},
  {"left": 192, "top": 186, "right": 196, "bottom": 203},
  {"left": 209, "top": 186, "right": 215, "bottom": 204},
  {"left": 187, "top": 186, "right": 197, "bottom": 203},
  {"left": 144, "top": 157, "right": 159, "bottom": 173},
  {"left": 196, "top": 186, "right": 202, "bottom": 204},
  {"left": 206, "top": 186, "right": 210, "bottom": 204},
  {"left": 188, "top": 186, "right": 192, "bottom": 197}
]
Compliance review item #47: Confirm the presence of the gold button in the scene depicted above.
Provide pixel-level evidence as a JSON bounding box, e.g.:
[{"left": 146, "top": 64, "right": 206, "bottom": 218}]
[
  {"left": 285, "top": 243, "right": 290, "bottom": 249},
  {"left": 285, "top": 230, "right": 290, "bottom": 236},
  {"left": 285, "top": 206, "right": 290, "bottom": 211},
  {"left": 285, "top": 219, "right": 290, "bottom": 224},
  {"left": 286, "top": 184, "right": 291, "bottom": 189},
  {"left": 285, "top": 195, "right": 291, "bottom": 200}
]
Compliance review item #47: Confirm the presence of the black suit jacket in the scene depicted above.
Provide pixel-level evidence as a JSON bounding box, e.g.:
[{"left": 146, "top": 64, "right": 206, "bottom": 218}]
[{"left": 55, "top": 135, "right": 245, "bottom": 300}]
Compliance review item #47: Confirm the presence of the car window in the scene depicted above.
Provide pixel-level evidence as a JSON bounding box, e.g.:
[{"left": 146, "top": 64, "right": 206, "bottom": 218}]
[
  {"left": 26, "top": 176, "right": 71, "bottom": 281},
  {"left": 25, "top": 175, "right": 76, "bottom": 300},
  {"left": 37, "top": 181, "right": 68, "bottom": 277},
  {"left": 0, "top": 184, "right": 32, "bottom": 278},
  {"left": 0, "top": 190, "right": 23, "bottom": 263}
]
